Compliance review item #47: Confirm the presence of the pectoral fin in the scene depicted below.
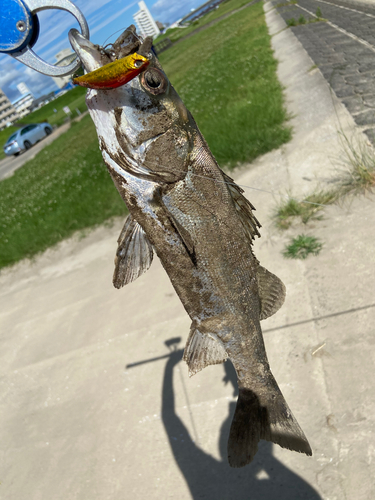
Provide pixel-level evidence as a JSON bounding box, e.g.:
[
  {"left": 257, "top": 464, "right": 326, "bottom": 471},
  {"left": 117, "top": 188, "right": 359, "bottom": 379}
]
[
  {"left": 257, "top": 266, "right": 286, "bottom": 320},
  {"left": 113, "top": 215, "right": 153, "bottom": 288},
  {"left": 167, "top": 213, "right": 196, "bottom": 264},
  {"left": 183, "top": 322, "right": 228, "bottom": 377}
]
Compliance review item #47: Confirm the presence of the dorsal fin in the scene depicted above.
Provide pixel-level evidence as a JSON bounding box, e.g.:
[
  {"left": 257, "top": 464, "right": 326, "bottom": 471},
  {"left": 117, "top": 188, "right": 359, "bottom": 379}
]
[
  {"left": 222, "top": 172, "right": 261, "bottom": 244},
  {"left": 113, "top": 215, "right": 153, "bottom": 288},
  {"left": 257, "top": 266, "right": 286, "bottom": 320}
]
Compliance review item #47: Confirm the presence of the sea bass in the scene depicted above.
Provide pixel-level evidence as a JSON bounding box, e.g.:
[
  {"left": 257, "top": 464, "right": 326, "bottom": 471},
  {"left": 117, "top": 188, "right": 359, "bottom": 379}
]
[{"left": 69, "top": 26, "right": 312, "bottom": 467}]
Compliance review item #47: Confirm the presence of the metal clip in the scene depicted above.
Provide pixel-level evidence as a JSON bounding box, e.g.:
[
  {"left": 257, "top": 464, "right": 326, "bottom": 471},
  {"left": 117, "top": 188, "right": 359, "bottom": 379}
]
[{"left": 0, "top": 0, "right": 89, "bottom": 77}]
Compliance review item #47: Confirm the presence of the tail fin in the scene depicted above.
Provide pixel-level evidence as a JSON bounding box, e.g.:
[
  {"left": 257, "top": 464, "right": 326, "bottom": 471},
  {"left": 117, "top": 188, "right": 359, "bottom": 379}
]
[{"left": 227, "top": 385, "right": 312, "bottom": 467}]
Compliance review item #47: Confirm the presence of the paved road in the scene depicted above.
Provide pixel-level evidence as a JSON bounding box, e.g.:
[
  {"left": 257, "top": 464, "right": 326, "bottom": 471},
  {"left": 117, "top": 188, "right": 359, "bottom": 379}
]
[
  {"left": 0, "top": 112, "right": 89, "bottom": 181},
  {"left": 272, "top": 0, "right": 375, "bottom": 142},
  {"left": 0, "top": 123, "right": 70, "bottom": 181}
]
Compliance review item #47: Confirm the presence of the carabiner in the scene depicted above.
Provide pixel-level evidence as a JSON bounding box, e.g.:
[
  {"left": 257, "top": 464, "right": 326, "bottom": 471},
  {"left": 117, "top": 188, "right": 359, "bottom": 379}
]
[{"left": 0, "top": 0, "right": 89, "bottom": 77}]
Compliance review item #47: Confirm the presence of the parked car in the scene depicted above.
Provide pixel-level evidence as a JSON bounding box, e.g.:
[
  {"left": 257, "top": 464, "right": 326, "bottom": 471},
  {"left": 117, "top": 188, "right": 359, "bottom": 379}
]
[{"left": 3, "top": 123, "right": 53, "bottom": 157}]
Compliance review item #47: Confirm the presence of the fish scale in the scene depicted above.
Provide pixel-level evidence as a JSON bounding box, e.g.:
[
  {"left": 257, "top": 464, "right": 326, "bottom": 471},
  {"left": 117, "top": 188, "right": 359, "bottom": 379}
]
[{"left": 68, "top": 25, "right": 312, "bottom": 467}]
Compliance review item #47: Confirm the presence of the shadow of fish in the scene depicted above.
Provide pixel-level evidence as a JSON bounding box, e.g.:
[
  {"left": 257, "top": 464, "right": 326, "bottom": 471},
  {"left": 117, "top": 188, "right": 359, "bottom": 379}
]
[{"left": 69, "top": 25, "right": 312, "bottom": 467}]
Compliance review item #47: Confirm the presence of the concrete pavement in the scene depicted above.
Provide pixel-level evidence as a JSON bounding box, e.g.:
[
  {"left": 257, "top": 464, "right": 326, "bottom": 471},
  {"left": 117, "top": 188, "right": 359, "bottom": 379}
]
[{"left": 0, "top": 2, "right": 374, "bottom": 499}]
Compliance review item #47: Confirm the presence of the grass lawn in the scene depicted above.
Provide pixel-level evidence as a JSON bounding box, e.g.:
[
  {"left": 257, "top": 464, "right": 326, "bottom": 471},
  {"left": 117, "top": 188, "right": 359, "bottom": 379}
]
[
  {"left": 0, "top": 86, "right": 87, "bottom": 160},
  {"left": 0, "top": 0, "right": 291, "bottom": 269},
  {"left": 159, "top": 0, "right": 291, "bottom": 167},
  {"left": 0, "top": 115, "right": 126, "bottom": 268}
]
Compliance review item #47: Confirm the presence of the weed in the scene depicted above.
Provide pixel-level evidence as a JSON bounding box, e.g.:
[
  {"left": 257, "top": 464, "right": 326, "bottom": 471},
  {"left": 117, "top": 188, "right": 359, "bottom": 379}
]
[
  {"left": 335, "top": 132, "right": 375, "bottom": 196},
  {"left": 283, "top": 234, "right": 323, "bottom": 259},
  {"left": 276, "top": 0, "right": 297, "bottom": 7},
  {"left": 274, "top": 132, "right": 375, "bottom": 231},
  {"left": 308, "top": 64, "right": 318, "bottom": 72},
  {"left": 286, "top": 16, "right": 311, "bottom": 27},
  {"left": 316, "top": 7, "right": 323, "bottom": 18},
  {"left": 274, "top": 191, "right": 337, "bottom": 229}
]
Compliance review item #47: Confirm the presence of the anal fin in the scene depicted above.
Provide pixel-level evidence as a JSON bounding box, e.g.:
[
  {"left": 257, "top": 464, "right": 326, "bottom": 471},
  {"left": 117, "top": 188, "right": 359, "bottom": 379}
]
[
  {"left": 183, "top": 323, "right": 228, "bottom": 377},
  {"left": 257, "top": 266, "right": 286, "bottom": 320},
  {"left": 113, "top": 215, "right": 153, "bottom": 288}
]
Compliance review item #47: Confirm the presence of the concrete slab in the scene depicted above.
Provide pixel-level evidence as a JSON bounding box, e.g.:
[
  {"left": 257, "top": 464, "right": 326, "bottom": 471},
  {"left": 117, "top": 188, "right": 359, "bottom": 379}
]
[{"left": 0, "top": 3, "right": 374, "bottom": 500}]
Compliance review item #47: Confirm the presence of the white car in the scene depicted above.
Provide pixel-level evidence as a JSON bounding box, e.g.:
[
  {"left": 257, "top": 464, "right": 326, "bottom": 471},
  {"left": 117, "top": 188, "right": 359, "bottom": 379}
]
[{"left": 3, "top": 122, "right": 53, "bottom": 156}]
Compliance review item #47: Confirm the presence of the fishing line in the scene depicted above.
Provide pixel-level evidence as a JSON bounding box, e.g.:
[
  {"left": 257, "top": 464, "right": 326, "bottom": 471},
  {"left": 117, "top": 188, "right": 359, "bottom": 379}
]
[
  {"left": 165, "top": 343, "right": 200, "bottom": 444},
  {"left": 176, "top": 362, "right": 200, "bottom": 445},
  {"left": 102, "top": 28, "right": 126, "bottom": 46},
  {"left": 102, "top": 27, "right": 144, "bottom": 47},
  {"left": 134, "top": 156, "right": 329, "bottom": 208},
  {"left": 188, "top": 173, "right": 329, "bottom": 207}
]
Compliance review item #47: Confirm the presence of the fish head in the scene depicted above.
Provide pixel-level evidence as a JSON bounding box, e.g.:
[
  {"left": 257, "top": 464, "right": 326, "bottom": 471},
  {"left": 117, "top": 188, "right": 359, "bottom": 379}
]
[{"left": 69, "top": 27, "right": 195, "bottom": 183}]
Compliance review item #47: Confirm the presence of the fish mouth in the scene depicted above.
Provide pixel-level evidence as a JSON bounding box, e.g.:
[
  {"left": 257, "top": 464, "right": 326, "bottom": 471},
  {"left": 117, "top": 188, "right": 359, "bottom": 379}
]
[
  {"left": 69, "top": 29, "right": 104, "bottom": 72},
  {"left": 69, "top": 25, "right": 154, "bottom": 73}
]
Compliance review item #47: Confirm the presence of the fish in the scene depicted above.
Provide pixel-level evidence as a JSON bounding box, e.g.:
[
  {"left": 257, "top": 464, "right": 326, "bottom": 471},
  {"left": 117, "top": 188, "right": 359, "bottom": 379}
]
[
  {"left": 69, "top": 25, "right": 312, "bottom": 467},
  {"left": 73, "top": 52, "right": 149, "bottom": 90}
]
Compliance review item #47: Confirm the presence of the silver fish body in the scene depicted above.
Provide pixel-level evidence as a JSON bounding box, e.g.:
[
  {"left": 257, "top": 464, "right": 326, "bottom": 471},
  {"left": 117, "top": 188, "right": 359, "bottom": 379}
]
[{"left": 69, "top": 27, "right": 312, "bottom": 467}]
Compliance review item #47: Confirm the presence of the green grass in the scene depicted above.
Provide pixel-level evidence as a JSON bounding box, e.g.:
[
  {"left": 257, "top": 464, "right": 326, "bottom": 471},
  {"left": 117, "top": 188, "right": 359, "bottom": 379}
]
[
  {"left": 0, "top": 115, "right": 126, "bottom": 268},
  {"left": 274, "top": 191, "right": 337, "bottom": 229},
  {"left": 0, "top": 0, "right": 291, "bottom": 269},
  {"left": 286, "top": 15, "right": 324, "bottom": 27},
  {"left": 0, "top": 86, "right": 87, "bottom": 160},
  {"left": 159, "top": 1, "right": 291, "bottom": 167},
  {"left": 17, "top": 86, "right": 87, "bottom": 128},
  {"left": 274, "top": 133, "right": 375, "bottom": 230},
  {"left": 283, "top": 234, "right": 323, "bottom": 259},
  {"left": 335, "top": 132, "right": 375, "bottom": 197}
]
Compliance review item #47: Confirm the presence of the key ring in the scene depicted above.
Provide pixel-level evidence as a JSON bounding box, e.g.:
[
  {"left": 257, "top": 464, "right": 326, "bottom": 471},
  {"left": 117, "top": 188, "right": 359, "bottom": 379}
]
[{"left": 0, "top": 0, "right": 89, "bottom": 76}]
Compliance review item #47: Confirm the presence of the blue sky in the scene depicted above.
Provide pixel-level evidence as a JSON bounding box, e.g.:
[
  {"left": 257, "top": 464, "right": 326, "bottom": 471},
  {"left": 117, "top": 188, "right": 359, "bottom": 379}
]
[{"left": 0, "top": 0, "right": 205, "bottom": 102}]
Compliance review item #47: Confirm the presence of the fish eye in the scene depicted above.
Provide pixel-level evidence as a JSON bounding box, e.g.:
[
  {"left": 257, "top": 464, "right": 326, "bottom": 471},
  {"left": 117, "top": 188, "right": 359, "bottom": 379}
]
[
  {"left": 141, "top": 68, "right": 168, "bottom": 95},
  {"left": 134, "top": 59, "right": 143, "bottom": 68}
]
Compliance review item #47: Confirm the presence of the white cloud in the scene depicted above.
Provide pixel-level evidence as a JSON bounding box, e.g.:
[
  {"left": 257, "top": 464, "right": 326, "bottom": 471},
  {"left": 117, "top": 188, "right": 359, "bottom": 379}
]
[
  {"left": 0, "top": 59, "right": 57, "bottom": 101},
  {"left": 0, "top": 62, "right": 22, "bottom": 88}
]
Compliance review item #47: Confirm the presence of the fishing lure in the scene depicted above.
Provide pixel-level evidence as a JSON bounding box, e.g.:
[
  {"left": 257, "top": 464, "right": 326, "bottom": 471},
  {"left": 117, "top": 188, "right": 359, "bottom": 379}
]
[{"left": 73, "top": 52, "right": 149, "bottom": 90}]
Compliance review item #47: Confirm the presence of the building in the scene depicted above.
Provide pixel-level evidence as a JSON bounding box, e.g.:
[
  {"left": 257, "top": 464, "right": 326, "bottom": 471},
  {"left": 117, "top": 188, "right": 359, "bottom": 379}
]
[
  {"left": 52, "top": 48, "right": 76, "bottom": 89},
  {"left": 17, "top": 82, "right": 33, "bottom": 97},
  {"left": 12, "top": 93, "right": 34, "bottom": 118},
  {"left": 133, "top": 1, "right": 160, "bottom": 39},
  {"left": 0, "top": 89, "right": 19, "bottom": 130}
]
